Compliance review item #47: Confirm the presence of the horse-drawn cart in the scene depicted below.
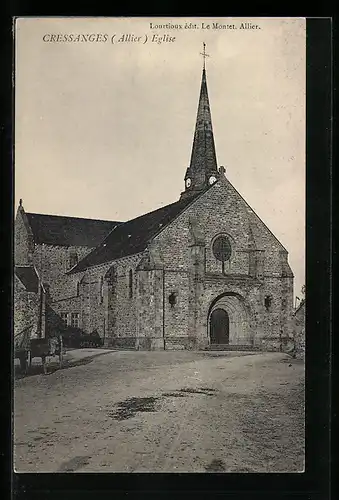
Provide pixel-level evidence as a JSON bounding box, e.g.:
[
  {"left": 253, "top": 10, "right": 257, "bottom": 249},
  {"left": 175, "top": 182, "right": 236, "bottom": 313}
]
[{"left": 14, "top": 325, "right": 64, "bottom": 374}]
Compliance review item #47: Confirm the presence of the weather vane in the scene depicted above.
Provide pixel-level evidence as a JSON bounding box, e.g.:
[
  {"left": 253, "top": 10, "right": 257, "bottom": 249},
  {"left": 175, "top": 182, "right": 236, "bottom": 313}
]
[{"left": 200, "top": 42, "right": 210, "bottom": 70}]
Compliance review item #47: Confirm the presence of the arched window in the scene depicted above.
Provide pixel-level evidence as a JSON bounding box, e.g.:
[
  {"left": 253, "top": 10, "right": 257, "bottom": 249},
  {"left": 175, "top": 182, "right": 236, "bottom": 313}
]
[
  {"left": 128, "top": 269, "right": 133, "bottom": 298},
  {"left": 168, "top": 292, "right": 177, "bottom": 308},
  {"left": 212, "top": 234, "right": 232, "bottom": 274},
  {"left": 105, "top": 266, "right": 116, "bottom": 286},
  {"left": 264, "top": 295, "right": 272, "bottom": 311}
]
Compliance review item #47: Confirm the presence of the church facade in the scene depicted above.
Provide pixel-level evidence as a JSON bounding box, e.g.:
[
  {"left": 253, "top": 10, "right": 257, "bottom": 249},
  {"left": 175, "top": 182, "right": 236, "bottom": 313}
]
[{"left": 14, "top": 64, "right": 294, "bottom": 351}]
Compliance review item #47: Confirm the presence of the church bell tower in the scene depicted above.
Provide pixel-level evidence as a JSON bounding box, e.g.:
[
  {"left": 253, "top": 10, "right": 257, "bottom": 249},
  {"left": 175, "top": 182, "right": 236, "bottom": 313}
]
[{"left": 181, "top": 43, "right": 221, "bottom": 200}]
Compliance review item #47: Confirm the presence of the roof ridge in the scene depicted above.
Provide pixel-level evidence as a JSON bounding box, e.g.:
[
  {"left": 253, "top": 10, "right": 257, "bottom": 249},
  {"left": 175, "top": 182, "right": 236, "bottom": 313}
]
[
  {"left": 143, "top": 188, "right": 213, "bottom": 245},
  {"left": 69, "top": 187, "right": 213, "bottom": 274},
  {"left": 116, "top": 199, "right": 184, "bottom": 226},
  {"left": 26, "top": 212, "right": 123, "bottom": 224}
]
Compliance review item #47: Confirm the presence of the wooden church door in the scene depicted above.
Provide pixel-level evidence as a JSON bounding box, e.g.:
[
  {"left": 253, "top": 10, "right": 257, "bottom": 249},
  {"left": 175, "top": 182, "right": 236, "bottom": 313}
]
[{"left": 210, "top": 308, "right": 230, "bottom": 344}]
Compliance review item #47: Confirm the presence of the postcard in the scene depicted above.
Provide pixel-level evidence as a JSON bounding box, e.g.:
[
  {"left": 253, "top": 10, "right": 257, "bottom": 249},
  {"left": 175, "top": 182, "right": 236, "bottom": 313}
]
[{"left": 14, "top": 17, "right": 306, "bottom": 473}]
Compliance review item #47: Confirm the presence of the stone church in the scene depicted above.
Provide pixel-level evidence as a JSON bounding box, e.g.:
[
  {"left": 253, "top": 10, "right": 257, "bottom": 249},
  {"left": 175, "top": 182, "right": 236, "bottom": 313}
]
[{"left": 14, "top": 63, "right": 294, "bottom": 351}]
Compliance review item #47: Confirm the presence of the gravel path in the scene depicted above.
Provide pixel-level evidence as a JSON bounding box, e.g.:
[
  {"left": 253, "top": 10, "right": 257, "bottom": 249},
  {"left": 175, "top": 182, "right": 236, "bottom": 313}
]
[{"left": 14, "top": 350, "right": 304, "bottom": 473}]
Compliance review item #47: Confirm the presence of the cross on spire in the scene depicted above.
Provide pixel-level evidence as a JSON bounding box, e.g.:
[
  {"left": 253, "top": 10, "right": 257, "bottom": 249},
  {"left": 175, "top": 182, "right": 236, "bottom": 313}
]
[{"left": 200, "top": 42, "right": 209, "bottom": 70}]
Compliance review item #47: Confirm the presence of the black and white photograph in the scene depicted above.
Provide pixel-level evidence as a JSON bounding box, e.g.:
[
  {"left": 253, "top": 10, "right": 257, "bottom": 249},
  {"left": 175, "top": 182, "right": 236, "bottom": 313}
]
[{"left": 14, "top": 17, "right": 305, "bottom": 473}]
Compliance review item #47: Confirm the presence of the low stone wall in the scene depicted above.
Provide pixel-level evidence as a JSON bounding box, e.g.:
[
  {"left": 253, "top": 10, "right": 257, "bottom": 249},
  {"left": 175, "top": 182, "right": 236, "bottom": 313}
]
[
  {"left": 259, "top": 335, "right": 304, "bottom": 359},
  {"left": 104, "top": 337, "right": 136, "bottom": 349},
  {"left": 256, "top": 335, "right": 295, "bottom": 353},
  {"left": 291, "top": 330, "right": 305, "bottom": 359},
  {"left": 165, "top": 337, "right": 191, "bottom": 350},
  {"left": 137, "top": 338, "right": 165, "bottom": 350},
  {"left": 103, "top": 336, "right": 200, "bottom": 350},
  {"left": 102, "top": 334, "right": 301, "bottom": 353}
]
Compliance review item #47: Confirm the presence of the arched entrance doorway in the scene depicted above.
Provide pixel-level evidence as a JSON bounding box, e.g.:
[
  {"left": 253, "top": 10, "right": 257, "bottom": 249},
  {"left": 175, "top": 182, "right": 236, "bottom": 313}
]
[
  {"left": 210, "top": 308, "right": 229, "bottom": 344},
  {"left": 207, "top": 293, "right": 252, "bottom": 346}
]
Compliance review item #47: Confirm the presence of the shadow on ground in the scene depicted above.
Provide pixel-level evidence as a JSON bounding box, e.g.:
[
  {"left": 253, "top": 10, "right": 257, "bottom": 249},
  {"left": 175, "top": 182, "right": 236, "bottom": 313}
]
[
  {"left": 14, "top": 351, "right": 113, "bottom": 379},
  {"left": 107, "top": 387, "right": 218, "bottom": 421},
  {"left": 205, "top": 458, "right": 226, "bottom": 472},
  {"left": 58, "top": 455, "right": 92, "bottom": 472}
]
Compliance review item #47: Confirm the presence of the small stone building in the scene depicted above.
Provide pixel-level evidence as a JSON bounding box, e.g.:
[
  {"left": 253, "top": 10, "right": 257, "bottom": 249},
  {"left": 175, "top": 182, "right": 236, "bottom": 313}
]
[
  {"left": 292, "top": 299, "right": 305, "bottom": 358},
  {"left": 14, "top": 265, "right": 46, "bottom": 347},
  {"left": 14, "top": 65, "right": 294, "bottom": 351}
]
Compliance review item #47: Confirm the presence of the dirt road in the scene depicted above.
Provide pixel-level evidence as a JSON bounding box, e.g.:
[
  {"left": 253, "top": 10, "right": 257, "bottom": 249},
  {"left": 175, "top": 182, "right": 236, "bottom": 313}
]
[{"left": 14, "top": 350, "right": 304, "bottom": 473}]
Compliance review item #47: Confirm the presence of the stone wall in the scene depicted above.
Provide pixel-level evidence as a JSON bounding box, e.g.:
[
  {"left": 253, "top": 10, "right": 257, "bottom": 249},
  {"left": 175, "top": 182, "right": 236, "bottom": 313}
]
[
  {"left": 153, "top": 179, "right": 292, "bottom": 276},
  {"left": 14, "top": 176, "right": 294, "bottom": 351},
  {"left": 13, "top": 276, "right": 40, "bottom": 339},
  {"left": 89, "top": 177, "right": 294, "bottom": 351},
  {"left": 292, "top": 301, "right": 305, "bottom": 358},
  {"left": 135, "top": 264, "right": 164, "bottom": 350},
  {"left": 14, "top": 208, "right": 34, "bottom": 266},
  {"left": 32, "top": 244, "right": 91, "bottom": 302},
  {"left": 150, "top": 178, "right": 294, "bottom": 349},
  {"left": 67, "top": 253, "right": 143, "bottom": 347},
  {"left": 13, "top": 275, "right": 46, "bottom": 343}
]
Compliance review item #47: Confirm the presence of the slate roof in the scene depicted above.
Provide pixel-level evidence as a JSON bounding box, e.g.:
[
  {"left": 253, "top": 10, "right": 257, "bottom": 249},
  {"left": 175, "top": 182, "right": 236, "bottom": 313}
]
[
  {"left": 187, "top": 68, "right": 218, "bottom": 178},
  {"left": 26, "top": 213, "right": 121, "bottom": 247},
  {"left": 15, "top": 266, "right": 39, "bottom": 293},
  {"left": 69, "top": 193, "right": 202, "bottom": 273}
]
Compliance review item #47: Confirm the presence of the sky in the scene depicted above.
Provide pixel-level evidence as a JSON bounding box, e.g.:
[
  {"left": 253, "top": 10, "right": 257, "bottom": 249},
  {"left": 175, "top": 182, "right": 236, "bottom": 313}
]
[{"left": 15, "top": 17, "right": 305, "bottom": 298}]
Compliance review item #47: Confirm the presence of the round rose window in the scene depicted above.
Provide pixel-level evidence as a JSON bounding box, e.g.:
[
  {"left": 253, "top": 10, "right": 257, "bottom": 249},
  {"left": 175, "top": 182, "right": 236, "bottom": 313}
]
[{"left": 212, "top": 235, "right": 232, "bottom": 262}]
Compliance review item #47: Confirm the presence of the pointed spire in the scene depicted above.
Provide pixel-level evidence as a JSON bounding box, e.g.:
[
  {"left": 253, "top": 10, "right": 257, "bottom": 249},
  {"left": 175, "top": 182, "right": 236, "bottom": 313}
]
[
  {"left": 190, "top": 66, "right": 217, "bottom": 174},
  {"left": 181, "top": 44, "right": 218, "bottom": 198}
]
